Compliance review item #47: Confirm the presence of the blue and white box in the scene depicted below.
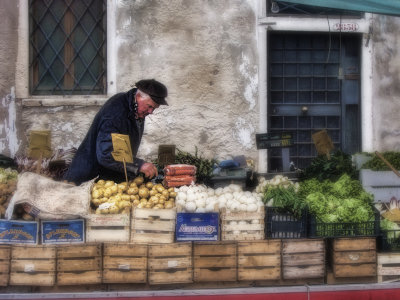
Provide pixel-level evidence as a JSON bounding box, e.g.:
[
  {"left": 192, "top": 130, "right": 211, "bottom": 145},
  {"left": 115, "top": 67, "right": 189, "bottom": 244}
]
[
  {"left": 0, "top": 220, "right": 38, "bottom": 244},
  {"left": 176, "top": 212, "right": 219, "bottom": 241},
  {"left": 41, "top": 219, "right": 85, "bottom": 244}
]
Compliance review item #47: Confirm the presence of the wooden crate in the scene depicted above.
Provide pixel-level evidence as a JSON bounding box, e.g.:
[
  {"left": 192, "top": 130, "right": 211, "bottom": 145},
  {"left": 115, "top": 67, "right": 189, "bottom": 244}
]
[
  {"left": 86, "top": 213, "right": 130, "bottom": 242},
  {"left": 238, "top": 240, "right": 281, "bottom": 281},
  {"left": 0, "top": 245, "right": 10, "bottom": 286},
  {"left": 378, "top": 253, "right": 400, "bottom": 283},
  {"left": 57, "top": 243, "right": 102, "bottom": 285},
  {"left": 220, "top": 209, "right": 265, "bottom": 241},
  {"left": 148, "top": 242, "right": 192, "bottom": 285},
  {"left": 282, "top": 239, "right": 325, "bottom": 280},
  {"left": 131, "top": 208, "right": 176, "bottom": 244},
  {"left": 103, "top": 243, "right": 147, "bottom": 283},
  {"left": 10, "top": 245, "right": 56, "bottom": 286},
  {"left": 332, "top": 237, "right": 376, "bottom": 278},
  {"left": 194, "top": 241, "right": 237, "bottom": 282}
]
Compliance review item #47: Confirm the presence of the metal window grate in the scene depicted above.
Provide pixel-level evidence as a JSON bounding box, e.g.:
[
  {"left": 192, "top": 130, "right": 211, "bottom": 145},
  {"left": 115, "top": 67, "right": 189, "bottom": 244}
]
[
  {"left": 29, "top": 0, "right": 106, "bottom": 95},
  {"left": 268, "top": 33, "right": 343, "bottom": 172}
]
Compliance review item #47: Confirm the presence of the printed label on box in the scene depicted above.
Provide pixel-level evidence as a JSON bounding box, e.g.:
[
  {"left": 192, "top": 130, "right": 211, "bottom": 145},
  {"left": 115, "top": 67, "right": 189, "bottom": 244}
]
[
  {"left": 0, "top": 220, "right": 38, "bottom": 244},
  {"left": 41, "top": 219, "right": 85, "bottom": 244},
  {"left": 176, "top": 212, "right": 219, "bottom": 241}
]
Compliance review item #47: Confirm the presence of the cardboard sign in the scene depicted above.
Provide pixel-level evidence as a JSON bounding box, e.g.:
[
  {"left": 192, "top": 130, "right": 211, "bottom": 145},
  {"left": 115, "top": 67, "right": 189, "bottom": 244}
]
[
  {"left": 312, "top": 130, "right": 334, "bottom": 157},
  {"left": 28, "top": 130, "right": 52, "bottom": 159},
  {"left": 111, "top": 133, "right": 133, "bottom": 163}
]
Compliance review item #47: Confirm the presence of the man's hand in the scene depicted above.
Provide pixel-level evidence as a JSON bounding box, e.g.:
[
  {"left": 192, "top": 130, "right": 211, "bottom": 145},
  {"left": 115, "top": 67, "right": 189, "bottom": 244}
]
[{"left": 139, "top": 162, "right": 158, "bottom": 178}]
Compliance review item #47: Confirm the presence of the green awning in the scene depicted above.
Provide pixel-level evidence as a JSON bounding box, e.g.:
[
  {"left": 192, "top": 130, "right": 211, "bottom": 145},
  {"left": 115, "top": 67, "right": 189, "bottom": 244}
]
[{"left": 276, "top": 0, "right": 400, "bottom": 16}]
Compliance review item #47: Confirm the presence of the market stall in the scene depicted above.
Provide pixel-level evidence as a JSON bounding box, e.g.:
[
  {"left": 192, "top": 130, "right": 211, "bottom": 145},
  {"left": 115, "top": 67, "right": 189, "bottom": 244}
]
[{"left": 1, "top": 148, "right": 400, "bottom": 298}]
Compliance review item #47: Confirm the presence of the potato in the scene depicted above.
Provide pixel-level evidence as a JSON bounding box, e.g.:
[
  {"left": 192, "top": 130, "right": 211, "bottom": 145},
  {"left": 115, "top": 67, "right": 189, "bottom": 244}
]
[
  {"left": 138, "top": 187, "right": 150, "bottom": 198},
  {"left": 133, "top": 176, "right": 144, "bottom": 185},
  {"left": 145, "top": 182, "right": 154, "bottom": 189},
  {"left": 127, "top": 187, "right": 139, "bottom": 195}
]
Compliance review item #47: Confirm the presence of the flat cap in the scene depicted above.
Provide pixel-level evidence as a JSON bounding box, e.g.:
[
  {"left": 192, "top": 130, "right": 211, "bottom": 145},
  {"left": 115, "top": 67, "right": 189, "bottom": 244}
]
[{"left": 135, "top": 79, "right": 168, "bottom": 105}]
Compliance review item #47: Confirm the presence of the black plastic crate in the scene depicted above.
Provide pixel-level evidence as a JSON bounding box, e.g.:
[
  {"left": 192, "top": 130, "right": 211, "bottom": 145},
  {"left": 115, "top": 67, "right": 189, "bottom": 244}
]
[
  {"left": 378, "top": 230, "right": 400, "bottom": 252},
  {"left": 264, "top": 207, "right": 307, "bottom": 238},
  {"left": 308, "top": 207, "right": 380, "bottom": 238}
]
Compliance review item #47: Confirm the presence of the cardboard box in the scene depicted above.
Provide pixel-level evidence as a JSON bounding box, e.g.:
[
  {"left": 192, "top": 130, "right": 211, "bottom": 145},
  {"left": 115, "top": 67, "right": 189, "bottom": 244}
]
[
  {"left": 41, "top": 219, "right": 85, "bottom": 244},
  {"left": 176, "top": 212, "right": 219, "bottom": 241},
  {"left": 0, "top": 220, "right": 38, "bottom": 245}
]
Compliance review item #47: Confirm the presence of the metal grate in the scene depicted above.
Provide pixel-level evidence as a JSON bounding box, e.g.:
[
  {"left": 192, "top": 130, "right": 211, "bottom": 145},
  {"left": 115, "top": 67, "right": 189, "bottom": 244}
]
[
  {"left": 29, "top": 0, "right": 106, "bottom": 95},
  {"left": 268, "top": 33, "right": 343, "bottom": 172},
  {"left": 267, "top": 0, "right": 362, "bottom": 17}
]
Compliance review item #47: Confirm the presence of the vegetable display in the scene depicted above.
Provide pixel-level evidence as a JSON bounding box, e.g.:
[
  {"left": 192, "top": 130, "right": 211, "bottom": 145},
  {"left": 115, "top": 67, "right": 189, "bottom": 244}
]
[
  {"left": 174, "top": 147, "right": 216, "bottom": 184},
  {"left": 361, "top": 151, "right": 400, "bottom": 171},
  {"left": 91, "top": 176, "right": 175, "bottom": 214},
  {"left": 299, "top": 150, "right": 357, "bottom": 181},
  {"left": 175, "top": 183, "right": 263, "bottom": 213},
  {"left": 299, "top": 174, "right": 374, "bottom": 223}
]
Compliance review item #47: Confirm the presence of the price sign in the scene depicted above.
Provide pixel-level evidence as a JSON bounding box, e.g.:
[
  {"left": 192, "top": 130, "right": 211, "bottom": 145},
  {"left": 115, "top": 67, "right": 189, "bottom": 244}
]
[{"left": 256, "top": 132, "right": 294, "bottom": 149}]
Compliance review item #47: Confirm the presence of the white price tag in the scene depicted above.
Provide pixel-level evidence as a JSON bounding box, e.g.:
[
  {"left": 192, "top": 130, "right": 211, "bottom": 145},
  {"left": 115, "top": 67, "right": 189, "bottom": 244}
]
[
  {"left": 24, "top": 264, "right": 35, "bottom": 273},
  {"left": 167, "top": 260, "right": 178, "bottom": 268}
]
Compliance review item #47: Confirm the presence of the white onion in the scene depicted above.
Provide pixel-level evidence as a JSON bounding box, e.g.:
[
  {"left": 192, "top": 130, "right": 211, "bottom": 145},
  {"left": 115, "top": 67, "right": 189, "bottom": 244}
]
[
  {"left": 195, "top": 207, "right": 206, "bottom": 213},
  {"left": 185, "top": 201, "right": 196, "bottom": 212},
  {"left": 215, "top": 187, "right": 223, "bottom": 196}
]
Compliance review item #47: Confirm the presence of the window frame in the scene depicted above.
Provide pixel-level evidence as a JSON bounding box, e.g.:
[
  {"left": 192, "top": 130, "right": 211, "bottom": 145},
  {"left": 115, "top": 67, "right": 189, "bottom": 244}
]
[{"left": 16, "top": 0, "right": 117, "bottom": 106}]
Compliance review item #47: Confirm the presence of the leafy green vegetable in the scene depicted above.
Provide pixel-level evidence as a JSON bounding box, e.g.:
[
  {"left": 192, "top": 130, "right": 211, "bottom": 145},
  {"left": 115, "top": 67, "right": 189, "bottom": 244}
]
[
  {"left": 361, "top": 151, "right": 400, "bottom": 171},
  {"left": 174, "top": 147, "right": 217, "bottom": 184},
  {"left": 263, "top": 185, "right": 305, "bottom": 218},
  {"left": 381, "top": 218, "right": 400, "bottom": 239},
  {"left": 299, "top": 150, "right": 357, "bottom": 181},
  {"left": 299, "top": 174, "right": 374, "bottom": 223},
  {"left": 0, "top": 167, "right": 18, "bottom": 184}
]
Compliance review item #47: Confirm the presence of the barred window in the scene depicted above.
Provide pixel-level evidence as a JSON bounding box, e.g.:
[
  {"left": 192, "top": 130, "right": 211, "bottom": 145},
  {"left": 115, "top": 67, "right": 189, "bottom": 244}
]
[{"left": 29, "top": 0, "right": 106, "bottom": 95}]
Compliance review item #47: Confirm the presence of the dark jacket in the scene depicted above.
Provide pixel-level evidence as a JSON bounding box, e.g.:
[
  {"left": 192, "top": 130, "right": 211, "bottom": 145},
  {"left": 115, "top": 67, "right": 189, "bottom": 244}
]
[{"left": 63, "top": 88, "right": 145, "bottom": 185}]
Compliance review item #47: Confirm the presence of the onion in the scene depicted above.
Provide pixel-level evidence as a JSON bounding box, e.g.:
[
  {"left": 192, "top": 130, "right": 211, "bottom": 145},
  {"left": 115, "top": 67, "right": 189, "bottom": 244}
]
[{"left": 185, "top": 201, "right": 196, "bottom": 212}]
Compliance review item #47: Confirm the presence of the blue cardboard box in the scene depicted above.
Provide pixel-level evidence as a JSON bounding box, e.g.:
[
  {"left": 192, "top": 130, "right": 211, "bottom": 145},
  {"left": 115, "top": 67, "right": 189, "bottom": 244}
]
[
  {"left": 176, "top": 212, "right": 219, "bottom": 241},
  {"left": 41, "top": 219, "right": 85, "bottom": 244},
  {"left": 0, "top": 220, "right": 38, "bottom": 244}
]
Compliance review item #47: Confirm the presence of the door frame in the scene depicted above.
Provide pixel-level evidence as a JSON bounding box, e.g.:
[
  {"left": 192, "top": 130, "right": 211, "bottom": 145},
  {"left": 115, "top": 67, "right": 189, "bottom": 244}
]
[{"left": 256, "top": 1, "right": 374, "bottom": 173}]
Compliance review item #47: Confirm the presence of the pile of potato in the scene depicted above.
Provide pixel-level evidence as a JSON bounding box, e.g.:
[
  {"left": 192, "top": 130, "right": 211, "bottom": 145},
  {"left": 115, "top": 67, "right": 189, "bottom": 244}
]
[{"left": 91, "top": 176, "right": 176, "bottom": 214}]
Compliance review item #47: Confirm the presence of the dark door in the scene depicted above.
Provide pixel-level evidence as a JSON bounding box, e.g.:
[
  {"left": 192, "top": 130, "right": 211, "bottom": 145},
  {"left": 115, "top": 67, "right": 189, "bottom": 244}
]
[{"left": 268, "top": 32, "right": 361, "bottom": 172}]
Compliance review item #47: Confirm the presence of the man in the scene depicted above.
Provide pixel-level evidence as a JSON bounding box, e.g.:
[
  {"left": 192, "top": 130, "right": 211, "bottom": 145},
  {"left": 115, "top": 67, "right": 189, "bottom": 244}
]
[{"left": 63, "top": 79, "right": 168, "bottom": 185}]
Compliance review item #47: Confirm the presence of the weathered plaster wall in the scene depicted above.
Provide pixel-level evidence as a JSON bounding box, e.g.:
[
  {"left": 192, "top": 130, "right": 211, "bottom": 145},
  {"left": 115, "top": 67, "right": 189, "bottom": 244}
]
[
  {"left": 0, "top": 0, "right": 22, "bottom": 158},
  {"left": 372, "top": 15, "right": 400, "bottom": 151},
  {"left": 22, "top": 0, "right": 259, "bottom": 166},
  {"left": 115, "top": 0, "right": 259, "bottom": 163}
]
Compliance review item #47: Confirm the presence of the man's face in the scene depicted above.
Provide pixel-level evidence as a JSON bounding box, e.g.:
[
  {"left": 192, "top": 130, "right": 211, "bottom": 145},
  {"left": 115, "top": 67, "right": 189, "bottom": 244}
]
[{"left": 136, "top": 95, "right": 160, "bottom": 119}]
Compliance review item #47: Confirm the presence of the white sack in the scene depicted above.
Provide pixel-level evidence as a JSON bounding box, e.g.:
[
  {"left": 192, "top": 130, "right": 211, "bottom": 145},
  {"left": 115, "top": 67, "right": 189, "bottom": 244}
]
[{"left": 5, "top": 172, "right": 94, "bottom": 220}]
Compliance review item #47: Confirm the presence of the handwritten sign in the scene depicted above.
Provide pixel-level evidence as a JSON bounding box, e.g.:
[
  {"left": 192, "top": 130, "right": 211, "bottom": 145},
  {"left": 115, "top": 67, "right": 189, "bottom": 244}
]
[{"left": 111, "top": 133, "right": 133, "bottom": 163}]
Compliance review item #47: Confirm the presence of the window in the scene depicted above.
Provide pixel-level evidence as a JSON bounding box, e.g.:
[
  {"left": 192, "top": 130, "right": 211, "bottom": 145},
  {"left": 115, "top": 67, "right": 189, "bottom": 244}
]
[{"left": 29, "top": 0, "right": 106, "bottom": 95}]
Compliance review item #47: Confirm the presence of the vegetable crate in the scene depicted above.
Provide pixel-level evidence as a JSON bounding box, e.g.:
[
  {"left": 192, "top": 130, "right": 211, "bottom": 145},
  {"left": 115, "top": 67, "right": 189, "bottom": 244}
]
[
  {"left": 330, "top": 238, "right": 377, "bottom": 279},
  {"left": 308, "top": 207, "right": 380, "bottom": 238},
  {"left": 377, "top": 253, "right": 400, "bottom": 283},
  {"left": 265, "top": 207, "right": 307, "bottom": 239},
  {"left": 86, "top": 213, "right": 130, "bottom": 243},
  {"left": 193, "top": 241, "right": 237, "bottom": 282},
  {"left": 360, "top": 169, "right": 400, "bottom": 203},
  {"left": 378, "top": 229, "right": 400, "bottom": 252},
  {"left": 148, "top": 242, "right": 192, "bottom": 285},
  {"left": 131, "top": 208, "right": 176, "bottom": 244},
  {"left": 0, "top": 245, "right": 10, "bottom": 286},
  {"left": 57, "top": 243, "right": 102, "bottom": 285},
  {"left": 220, "top": 209, "right": 265, "bottom": 241},
  {"left": 237, "top": 240, "right": 281, "bottom": 281},
  {"left": 103, "top": 243, "right": 147, "bottom": 284},
  {"left": 282, "top": 239, "right": 325, "bottom": 280},
  {"left": 10, "top": 245, "right": 56, "bottom": 286}
]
